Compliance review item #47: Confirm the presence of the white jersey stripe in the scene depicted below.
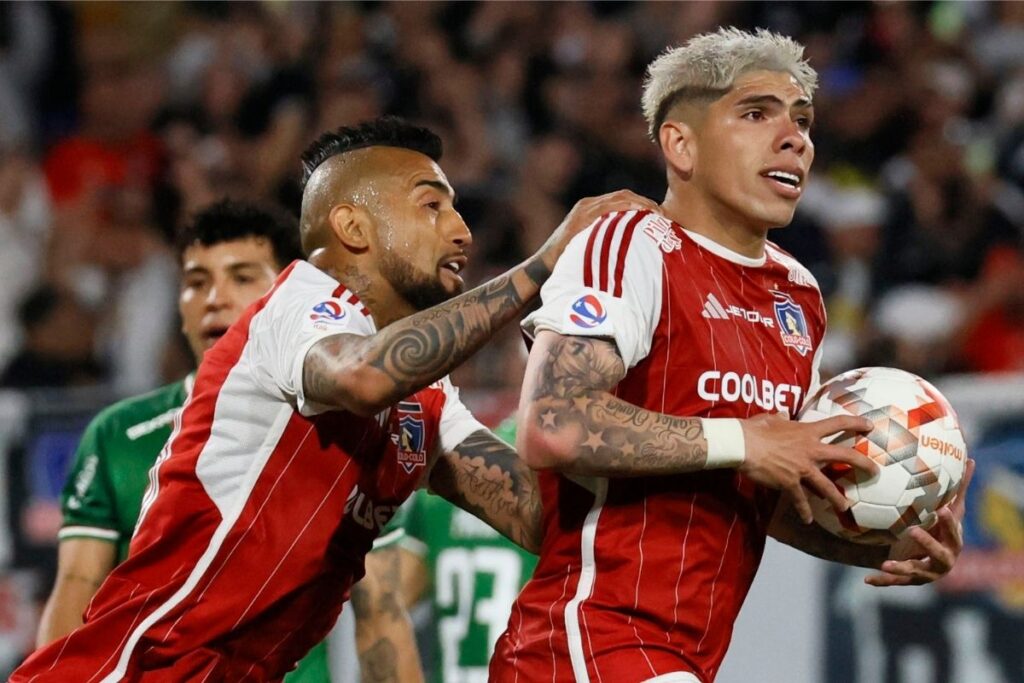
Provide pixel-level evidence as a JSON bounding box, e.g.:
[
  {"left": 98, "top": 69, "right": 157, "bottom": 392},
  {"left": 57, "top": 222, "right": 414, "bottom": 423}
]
[
  {"left": 670, "top": 493, "right": 698, "bottom": 635},
  {"left": 694, "top": 507, "right": 739, "bottom": 655},
  {"left": 631, "top": 495, "right": 656, "bottom": 678},
  {"left": 89, "top": 589, "right": 153, "bottom": 683},
  {"left": 161, "top": 422, "right": 318, "bottom": 639},
  {"left": 587, "top": 216, "right": 615, "bottom": 291},
  {"left": 135, "top": 389, "right": 188, "bottom": 534},
  {"left": 548, "top": 565, "right": 573, "bottom": 683},
  {"left": 564, "top": 478, "right": 608, "bottom": 683},
  {"left": 98, "top": 398, "right": 296, "bottom": 682},
  {"left": 602, "top": 214, "right": 628, "bottom": 294},
  {"left": 232, "top": 452, "right": 353, "bottom": 628}
]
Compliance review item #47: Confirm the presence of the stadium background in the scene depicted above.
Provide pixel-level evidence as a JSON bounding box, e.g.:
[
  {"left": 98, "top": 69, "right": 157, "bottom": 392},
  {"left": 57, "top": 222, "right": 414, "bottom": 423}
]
[{"left": 0, "top": 2, "right": 1022, "bottom": 681}]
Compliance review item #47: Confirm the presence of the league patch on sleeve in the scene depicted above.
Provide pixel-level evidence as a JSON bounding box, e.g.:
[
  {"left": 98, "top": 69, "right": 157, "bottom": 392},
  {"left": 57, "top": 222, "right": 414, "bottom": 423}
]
[
  {"left": 568, "top": 293, "right": 608, "bottom": 329},
  {"left": 309, "top": 300, "right": 348, "bottom": 330}
]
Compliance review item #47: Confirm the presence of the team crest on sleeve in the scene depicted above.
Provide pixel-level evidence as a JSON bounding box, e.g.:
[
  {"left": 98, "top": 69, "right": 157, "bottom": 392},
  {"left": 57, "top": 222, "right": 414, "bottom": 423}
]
[
  {"left": 394, "top": 400, "right": 427, "bottom": 473},
  {"left": 569, "top": 294, "right": 607, "bottom": 329},
  {"left": 772, "top": 292, "right": 813, "bottom": 356},
  {"left": 310, "top": 300, "right": 348, "bottom": 329}
]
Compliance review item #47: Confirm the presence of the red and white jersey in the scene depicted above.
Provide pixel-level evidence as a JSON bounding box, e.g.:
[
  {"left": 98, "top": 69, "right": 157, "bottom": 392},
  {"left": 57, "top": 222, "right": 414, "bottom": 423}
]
[
  {"left": 491, "top": 210, "right": 825, "bottom": 683},
  {"left": 13, "top": 261, "right": 482, "bottom": 683}
]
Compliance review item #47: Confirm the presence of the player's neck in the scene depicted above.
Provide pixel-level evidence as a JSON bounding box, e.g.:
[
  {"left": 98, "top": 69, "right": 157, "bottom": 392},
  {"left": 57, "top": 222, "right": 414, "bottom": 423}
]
[
  {"left": 311, "top": 255, "right": 414, "bottom": 328},
  {"left": 661, "top": 187, "right": 768, "bottom": 259}
]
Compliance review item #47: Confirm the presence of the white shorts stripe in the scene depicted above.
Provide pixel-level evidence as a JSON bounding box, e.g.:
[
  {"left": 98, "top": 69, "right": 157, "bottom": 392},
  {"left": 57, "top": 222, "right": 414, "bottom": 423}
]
[{"left": 564, "top": 477, "right": 608, "bottom": 683}]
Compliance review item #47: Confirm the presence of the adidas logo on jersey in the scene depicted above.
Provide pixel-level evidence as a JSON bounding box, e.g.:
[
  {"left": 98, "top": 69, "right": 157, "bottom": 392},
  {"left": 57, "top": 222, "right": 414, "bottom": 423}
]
[{"left": 701, "top": 293, "right": 774, "bottom": 328}]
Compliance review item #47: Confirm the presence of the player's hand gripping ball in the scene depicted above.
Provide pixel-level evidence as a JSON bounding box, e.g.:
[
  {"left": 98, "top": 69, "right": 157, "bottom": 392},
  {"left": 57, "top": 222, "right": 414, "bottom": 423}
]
[{"left": 799, "top": 367, "right": 967, "bottom": 545}]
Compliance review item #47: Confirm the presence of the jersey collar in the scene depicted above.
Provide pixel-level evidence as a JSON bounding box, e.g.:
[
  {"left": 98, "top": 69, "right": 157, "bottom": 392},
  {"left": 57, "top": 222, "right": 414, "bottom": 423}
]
[{"left": 681, "top": 229, "right": 767, "bottom": 267}]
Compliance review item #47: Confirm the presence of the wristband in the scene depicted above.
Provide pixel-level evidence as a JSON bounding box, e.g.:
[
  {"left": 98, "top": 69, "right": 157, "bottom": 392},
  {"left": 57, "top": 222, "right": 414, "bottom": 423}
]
[{"left": 700, "top": 418, "right": 746, "bottom": 468}]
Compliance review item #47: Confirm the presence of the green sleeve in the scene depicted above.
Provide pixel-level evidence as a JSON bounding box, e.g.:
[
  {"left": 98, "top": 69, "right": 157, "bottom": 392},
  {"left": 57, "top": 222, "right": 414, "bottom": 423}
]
[
  {"left": 58, "top": 413, "right": 120, "bottom": 544},
  {"left": 492, "top": 414, "right": 517, "bottom": 447}
]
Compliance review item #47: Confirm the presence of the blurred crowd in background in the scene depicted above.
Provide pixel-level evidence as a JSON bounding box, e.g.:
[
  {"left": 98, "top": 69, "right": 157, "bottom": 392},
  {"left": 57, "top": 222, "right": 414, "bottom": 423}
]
[
  {"left": 1, "top": 3, "right": 1023, "bottom": 679},
  {"left": 1, "top": 0, "right": 1023, "bottom": 398}
]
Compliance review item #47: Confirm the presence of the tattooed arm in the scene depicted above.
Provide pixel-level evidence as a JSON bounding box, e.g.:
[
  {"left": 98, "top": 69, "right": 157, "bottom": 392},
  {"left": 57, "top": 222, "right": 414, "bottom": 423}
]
[
  {"left": 303, "top": 191, "right": 660, "bottom": 417},
  {"left": 351, "top": 545, "right": 424, "bottom": 683},
  {"left": 429, "top": 429, "right": 542, "bottom": 553},
  {"left": 520, "top": 331, "right": 876, "bottom": 513}
]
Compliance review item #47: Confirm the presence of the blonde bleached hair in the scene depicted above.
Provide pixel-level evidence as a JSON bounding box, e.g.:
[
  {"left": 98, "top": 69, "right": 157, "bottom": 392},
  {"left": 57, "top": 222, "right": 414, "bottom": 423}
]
[{"left": 642, "top": 27, "right": 818, "bottom": 139}]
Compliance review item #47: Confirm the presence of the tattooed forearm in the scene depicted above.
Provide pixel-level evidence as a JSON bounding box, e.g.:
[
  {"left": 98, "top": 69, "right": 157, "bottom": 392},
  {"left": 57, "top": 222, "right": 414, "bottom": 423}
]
[
  {"left": 430, "top": 429, "right": 542, "bottom": 553},
  {"left": 769, "top": 501, "right": 889, "bottom": 568},
  {"left": 354, "top": 546, "right": 424, "bottom": 682},
  {"left": 527, "top": 334, "right": 710, "bottom": 476},
  {"left": 365, "top": 260, "right": 548, "bottom": 397},
  {"left": 303, "top": 258, "right": 551, "bottom": 411}
]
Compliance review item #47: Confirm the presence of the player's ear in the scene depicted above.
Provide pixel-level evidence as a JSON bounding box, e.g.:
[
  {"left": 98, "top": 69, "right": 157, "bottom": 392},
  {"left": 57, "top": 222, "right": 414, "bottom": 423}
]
[
  {"left": 659, "top": 119, "right": 696, "bottom": 179},
  {"left": 328, "top": 204, "right": 372, "bottom": 251}
]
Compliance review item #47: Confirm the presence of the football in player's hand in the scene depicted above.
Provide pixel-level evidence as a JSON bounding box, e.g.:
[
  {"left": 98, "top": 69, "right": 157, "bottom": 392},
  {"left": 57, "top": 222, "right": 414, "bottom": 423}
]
[{"left": 798, "top": 367, "right": 966, "bottom": 545}]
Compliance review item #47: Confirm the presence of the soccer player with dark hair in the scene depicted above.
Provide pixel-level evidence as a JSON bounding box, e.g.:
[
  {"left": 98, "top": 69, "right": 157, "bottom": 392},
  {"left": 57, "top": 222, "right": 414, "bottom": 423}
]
[
  {"left": 13, "top": 116, "right": 656, "bottom": 681},
  {"left": 34, "top": 199, "right": 341, "bottom": 681}
]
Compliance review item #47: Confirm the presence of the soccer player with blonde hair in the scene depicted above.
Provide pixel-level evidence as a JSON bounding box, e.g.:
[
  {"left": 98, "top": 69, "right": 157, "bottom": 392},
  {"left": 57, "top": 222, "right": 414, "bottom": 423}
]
[{"left": 490, "top": 28, "right": 971, "bottom": 683}]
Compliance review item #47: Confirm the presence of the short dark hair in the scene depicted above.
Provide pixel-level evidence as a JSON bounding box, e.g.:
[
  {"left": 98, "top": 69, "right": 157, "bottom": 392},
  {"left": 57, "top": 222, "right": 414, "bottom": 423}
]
[
  {"left": 175, "top": 198, "right": 304, "bottom": 267},
  {"left": 300, "top": 116, "right": 443, "bottom": 188}
]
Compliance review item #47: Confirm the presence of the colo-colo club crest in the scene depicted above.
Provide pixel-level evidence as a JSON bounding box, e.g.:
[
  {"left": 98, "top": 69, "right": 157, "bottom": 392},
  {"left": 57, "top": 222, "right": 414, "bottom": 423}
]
[
  {"left": 772, "top": 292, "right": 813, "bottom": 356},
  {"left": 394, "top": 400, "right": 427, "bottom": 473}
]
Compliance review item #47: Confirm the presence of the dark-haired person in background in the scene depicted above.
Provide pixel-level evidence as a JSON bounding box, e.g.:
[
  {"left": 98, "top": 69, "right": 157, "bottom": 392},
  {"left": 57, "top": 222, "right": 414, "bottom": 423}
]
[
  {"left": 32, "top": 199, "right": 343, "bottom": 681},
  {"left": 0, "top": 284, "right": 105, "bottom": 388},
  {"left": 12, "top": 117, "right": 656, "bottom": 681}
]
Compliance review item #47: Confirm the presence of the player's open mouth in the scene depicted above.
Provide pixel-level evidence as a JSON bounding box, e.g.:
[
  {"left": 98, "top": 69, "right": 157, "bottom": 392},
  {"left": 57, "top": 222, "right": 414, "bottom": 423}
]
[
  {"left": 202, "top": 327, "right": 229, "bottom": 344},
  {"left": 762, "top": 169, "right": 803, "bottom": 198},
  {"left": 439, "top": 256, "right": 468, "bottom": 284}
]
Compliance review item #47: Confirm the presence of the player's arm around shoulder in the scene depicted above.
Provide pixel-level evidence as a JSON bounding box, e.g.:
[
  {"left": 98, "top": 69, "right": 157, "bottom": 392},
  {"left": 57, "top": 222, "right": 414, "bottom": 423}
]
[{"left": 301, "top": 191, "right": 658, "bottom": 417}]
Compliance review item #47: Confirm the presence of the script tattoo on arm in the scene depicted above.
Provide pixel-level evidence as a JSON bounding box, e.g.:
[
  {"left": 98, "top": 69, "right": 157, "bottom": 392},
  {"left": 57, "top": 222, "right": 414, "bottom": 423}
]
[
  {"left": 768, "top": 500, "right": 889, "bottom": 569},
  {"left": 303, "top": 259, "right": 551, "bottom": 411},
  {"left": 429, "top": 429, "right": 543, "bottom": 553},
  {"left": 530, "top": 334, "right": 711, "bottom": 476}
]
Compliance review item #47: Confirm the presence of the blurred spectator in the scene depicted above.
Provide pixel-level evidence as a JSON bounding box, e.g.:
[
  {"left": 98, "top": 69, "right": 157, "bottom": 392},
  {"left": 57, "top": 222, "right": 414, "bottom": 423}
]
[
  {"left": 874, "top": 134, "right": 1019, "bottom": 295},
  {"left": 870, "top": 284, "right": 965, "bottom": 378},
  {"left": 1, "top": 284, "right": 103, "bottom": 389},
  {"left": 0, "top": 150, "right": 51, "bottom": 371},
  {"left": 0, "top": 3, "right": 52, "bottom": 148},
  {"left": 959, "top": 247, "right": 1024, "bottom": 373}
]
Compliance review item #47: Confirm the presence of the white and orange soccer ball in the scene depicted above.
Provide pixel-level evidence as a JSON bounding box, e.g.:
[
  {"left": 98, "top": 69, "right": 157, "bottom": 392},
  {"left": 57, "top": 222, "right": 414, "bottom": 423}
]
[{"left": 800, "top": 367, "right": 967, "bottom": 545}]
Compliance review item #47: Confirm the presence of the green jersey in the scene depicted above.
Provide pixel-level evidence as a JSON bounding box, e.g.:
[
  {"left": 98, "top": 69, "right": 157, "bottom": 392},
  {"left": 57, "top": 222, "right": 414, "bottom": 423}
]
[
  {"left": 402, "top": 417, "right": 538, "bottom": 683},
  {"left": 60, "top": 377, "right": 190, "bottom": 561},
  {"left": 58, "top": 376, "right": 330, "bottom": 682}
]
